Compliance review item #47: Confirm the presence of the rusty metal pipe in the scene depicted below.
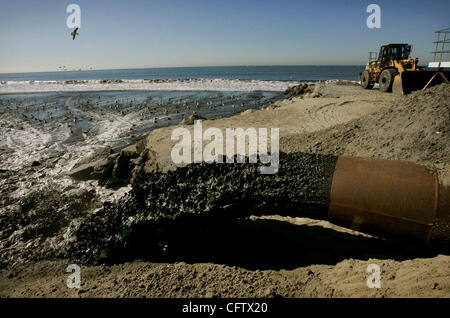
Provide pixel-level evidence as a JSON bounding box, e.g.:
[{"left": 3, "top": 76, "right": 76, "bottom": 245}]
[{"left": 328, "top": 156, "right": 450, "bottom": 248}]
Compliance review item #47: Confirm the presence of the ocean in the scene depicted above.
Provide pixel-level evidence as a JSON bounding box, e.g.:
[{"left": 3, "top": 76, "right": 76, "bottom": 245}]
[
  {"left": 0, "top": 65, "right": 363, "bottom": 94},
  {"left": 0, "top": 65, "right": 363, "bottom": 82}
]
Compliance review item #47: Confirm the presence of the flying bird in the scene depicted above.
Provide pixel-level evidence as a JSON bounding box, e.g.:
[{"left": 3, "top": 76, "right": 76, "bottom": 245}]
[{"left": 71, "top": 27, "right": 79, "bottom": 40}]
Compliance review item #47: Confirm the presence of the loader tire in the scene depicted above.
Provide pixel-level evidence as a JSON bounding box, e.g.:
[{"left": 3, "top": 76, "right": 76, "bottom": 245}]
[
  {"left": 361, "top": 70, "right": 373, "bottom": 89},
  {"left": 379, "top": 69, "right": 398, "bottom": 93}
]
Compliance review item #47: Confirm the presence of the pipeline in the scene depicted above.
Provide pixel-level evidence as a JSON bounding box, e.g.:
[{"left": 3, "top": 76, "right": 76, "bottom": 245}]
[
  {"left": 69, "top": 152, "right": 449, "bottom": 264},
  {"left": 328, "top": 156, "right": 449, "bottom": 248}
]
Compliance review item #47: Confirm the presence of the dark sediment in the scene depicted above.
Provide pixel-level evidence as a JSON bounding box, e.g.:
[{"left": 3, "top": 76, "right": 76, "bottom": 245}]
[
  {"left": 68, "top": 152, "right": 338, "bottom": 264},
  {"left": 284, "top": 84, "right": 315, "bottom": 99}
]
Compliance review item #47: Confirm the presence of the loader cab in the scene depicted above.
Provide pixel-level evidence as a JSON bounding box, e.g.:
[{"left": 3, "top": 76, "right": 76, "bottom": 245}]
[{"left": 378, "top": 44, "right": 411, "bottom": 67}]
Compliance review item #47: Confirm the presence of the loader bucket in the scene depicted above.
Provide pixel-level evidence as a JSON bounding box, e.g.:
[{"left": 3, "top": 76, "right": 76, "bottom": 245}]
[{"left": 392, "top": 70, "right": 450, "bottom": 95}]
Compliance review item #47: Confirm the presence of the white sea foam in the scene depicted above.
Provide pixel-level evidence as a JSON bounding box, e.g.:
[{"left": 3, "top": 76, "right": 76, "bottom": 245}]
[{"left": 0, "top": 78, "right": 301, "bottom": 93}]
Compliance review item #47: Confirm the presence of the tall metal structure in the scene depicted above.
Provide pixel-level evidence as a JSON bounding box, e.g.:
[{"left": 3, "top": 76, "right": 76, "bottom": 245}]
[
  {"left": 424, "top": 28, "right": 449, "bottom": 89},
  {"left": 428, "top": 28, "right": 450, "bottom": 68}
]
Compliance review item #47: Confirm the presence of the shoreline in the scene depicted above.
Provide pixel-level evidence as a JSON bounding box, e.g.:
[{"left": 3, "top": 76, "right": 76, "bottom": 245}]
[{"left": 0, "top": 78, "right": 302, "bottom": 94}]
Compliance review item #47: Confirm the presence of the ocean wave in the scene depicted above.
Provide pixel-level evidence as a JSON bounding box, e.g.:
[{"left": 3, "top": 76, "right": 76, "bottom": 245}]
[{"left": 0, "top": 78, "right": 303, "bottom": 93}]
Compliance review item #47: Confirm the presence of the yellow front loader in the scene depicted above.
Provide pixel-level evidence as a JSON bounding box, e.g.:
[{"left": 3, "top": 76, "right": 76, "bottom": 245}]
[{"left": 359, "top": 43, "right": 449, "bottom": 94}]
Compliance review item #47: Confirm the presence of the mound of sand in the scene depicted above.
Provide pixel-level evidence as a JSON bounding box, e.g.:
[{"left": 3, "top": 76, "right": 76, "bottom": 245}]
[
  {"left": 134, "top": 82, "right": 401, "bottom": 173},
  {"left": 281, "top": 83, "right": 449, "bottom": 164}
]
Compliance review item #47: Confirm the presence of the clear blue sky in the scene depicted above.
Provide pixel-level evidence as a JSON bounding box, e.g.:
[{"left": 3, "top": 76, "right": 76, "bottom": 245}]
[{"left": 0, "top": 0, "right": 448, "bottom": 73}]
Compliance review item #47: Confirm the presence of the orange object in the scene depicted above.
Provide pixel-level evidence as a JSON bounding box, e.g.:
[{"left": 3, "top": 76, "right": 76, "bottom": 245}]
[{"left": 328, "top": 156, "right": 449, "bottom": 248}]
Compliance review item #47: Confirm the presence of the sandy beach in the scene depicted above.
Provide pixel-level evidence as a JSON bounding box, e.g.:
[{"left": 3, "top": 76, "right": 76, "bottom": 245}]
[{"left": 1, "top": 81, "right": 449, "bottom": 298}]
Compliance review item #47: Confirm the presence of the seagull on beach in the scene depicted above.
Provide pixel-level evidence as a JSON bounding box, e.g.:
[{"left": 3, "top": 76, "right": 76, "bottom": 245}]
[{"left": 71, "top": 27, "right": 79, "bottom": 40}]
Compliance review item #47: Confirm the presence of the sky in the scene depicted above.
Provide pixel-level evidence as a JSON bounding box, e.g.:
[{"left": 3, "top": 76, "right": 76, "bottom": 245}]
[{"left": 0, "top": 0, "right": 449, "bottom": 73}]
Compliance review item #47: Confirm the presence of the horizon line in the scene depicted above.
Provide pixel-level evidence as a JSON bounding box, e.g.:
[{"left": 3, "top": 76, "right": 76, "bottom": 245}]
[{"left": 0, "top": 64, "right": 368, "bottom": 75}]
